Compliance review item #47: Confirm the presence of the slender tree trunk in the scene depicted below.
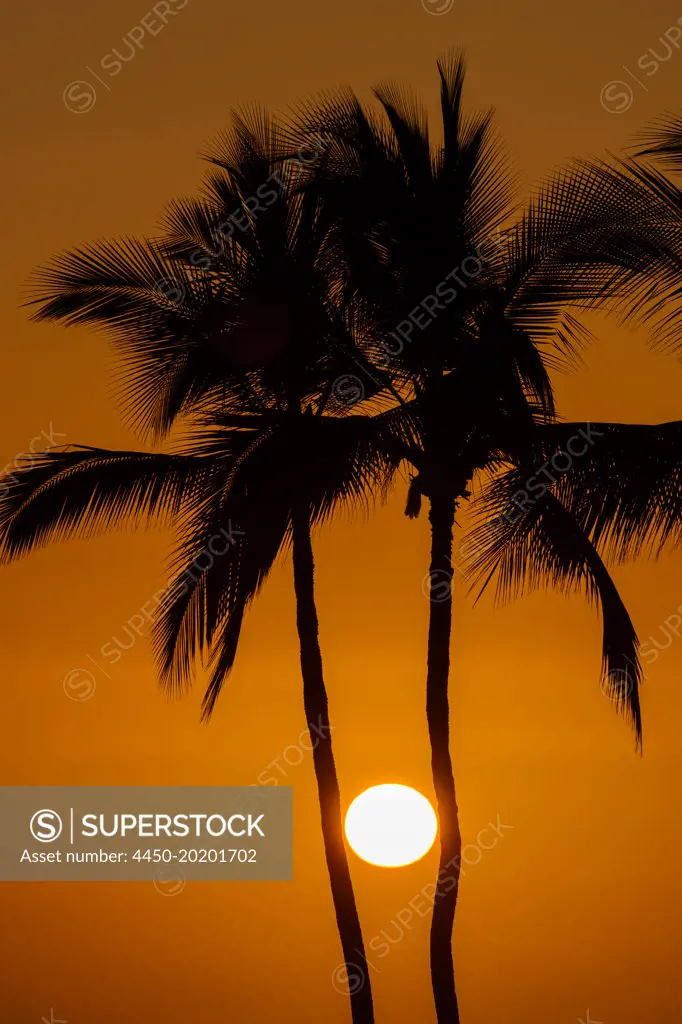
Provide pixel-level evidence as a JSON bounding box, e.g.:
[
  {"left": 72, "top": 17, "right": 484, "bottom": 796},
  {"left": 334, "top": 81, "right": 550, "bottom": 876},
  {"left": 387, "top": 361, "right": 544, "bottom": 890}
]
[
  {"left": 427, "top": 493, "right": 461, "bottom": 1024},
  {"left": 291, "top": 503, "right": 374, "bottom": 1024}
]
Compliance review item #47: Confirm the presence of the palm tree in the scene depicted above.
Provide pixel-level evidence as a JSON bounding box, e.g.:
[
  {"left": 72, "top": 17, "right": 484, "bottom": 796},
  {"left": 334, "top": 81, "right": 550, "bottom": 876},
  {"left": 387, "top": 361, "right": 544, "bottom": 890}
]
[
  {"left": 2, "top": 113, "right": 413, "bottom": 1024},
  {"left": 290, "top": 54, "right": 658, "bottom": 1022}
]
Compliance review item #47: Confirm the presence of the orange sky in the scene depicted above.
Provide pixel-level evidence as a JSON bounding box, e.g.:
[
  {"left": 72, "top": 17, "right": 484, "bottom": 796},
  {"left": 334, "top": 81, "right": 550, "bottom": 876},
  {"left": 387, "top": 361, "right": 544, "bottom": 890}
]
[{"left": 3, "top": 1, "right": 682, "bottom": 1021}]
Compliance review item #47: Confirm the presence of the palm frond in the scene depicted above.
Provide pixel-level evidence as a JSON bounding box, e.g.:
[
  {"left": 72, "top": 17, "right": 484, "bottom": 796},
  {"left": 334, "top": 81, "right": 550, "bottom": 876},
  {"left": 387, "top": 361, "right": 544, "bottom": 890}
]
[
  {"left": 516, "top": 157, "right": 682, "bottom": 352},
  {"left": 153, "top": 404, "right": 414, "bottom": 708},
  {"left": 0, "top": 446, "right": 220, "bottom": 562},
  {"left": 465, "top": 474, "right": 642, "bottom": 745},
  {"left": 636, "top": 113, "right": 682, "bottom": 172},
  {"left": 535, "top": 420, "right": 682, "bottom": 563}
]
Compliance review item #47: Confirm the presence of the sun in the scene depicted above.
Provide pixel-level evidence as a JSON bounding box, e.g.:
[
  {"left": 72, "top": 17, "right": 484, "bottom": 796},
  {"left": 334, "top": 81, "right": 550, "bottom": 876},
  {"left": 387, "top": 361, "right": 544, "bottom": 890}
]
[{"left": 344, "top": 784, "right": 438, "bottom": 867}]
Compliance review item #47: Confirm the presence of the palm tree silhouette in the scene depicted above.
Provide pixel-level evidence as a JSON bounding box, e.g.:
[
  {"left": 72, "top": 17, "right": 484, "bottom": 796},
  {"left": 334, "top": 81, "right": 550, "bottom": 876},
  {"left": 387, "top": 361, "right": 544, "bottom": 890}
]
[
  {"left": 5, "top": 62, "right": 677, "bottom": 1024},
  {"left": 2, "top": 113, "right": 413, "bottom": 1024},
  {"left": 295, "top": 54, "right": 653, "bottom": 1022}
]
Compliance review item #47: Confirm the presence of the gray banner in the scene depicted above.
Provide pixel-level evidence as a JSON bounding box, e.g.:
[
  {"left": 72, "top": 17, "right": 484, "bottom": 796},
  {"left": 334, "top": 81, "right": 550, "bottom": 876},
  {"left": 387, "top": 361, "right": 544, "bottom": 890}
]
[{"left": 0, "top": 786, "right": 292, "bottom": 881}]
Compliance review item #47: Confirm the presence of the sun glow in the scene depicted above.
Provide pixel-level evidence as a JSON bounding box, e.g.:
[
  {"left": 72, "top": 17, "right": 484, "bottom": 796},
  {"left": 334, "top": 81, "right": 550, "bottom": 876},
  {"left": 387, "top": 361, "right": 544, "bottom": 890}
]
[{"left": 344, "top": 784, "right": 438, "bottom": 867}]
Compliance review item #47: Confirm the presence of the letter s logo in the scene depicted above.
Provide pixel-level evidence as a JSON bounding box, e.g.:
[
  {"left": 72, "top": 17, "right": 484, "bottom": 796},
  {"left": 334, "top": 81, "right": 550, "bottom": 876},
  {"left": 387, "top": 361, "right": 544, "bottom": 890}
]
[{"left": 30, "top": 809, "right": 63, "bottom": 843}]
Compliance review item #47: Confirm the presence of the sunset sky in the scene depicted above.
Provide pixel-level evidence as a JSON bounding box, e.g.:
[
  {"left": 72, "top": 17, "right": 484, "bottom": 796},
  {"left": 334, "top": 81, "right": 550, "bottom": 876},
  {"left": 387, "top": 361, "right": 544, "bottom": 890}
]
[{"left": 3, "top": 0, "right": 682, "bottom": 1021}]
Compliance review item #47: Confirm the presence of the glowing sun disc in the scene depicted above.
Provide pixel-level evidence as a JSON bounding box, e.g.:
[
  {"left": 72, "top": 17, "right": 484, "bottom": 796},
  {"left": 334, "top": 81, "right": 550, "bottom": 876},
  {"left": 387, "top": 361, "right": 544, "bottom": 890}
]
[{"left": 344, "top": 784, "right": 438, "bottom": 867}]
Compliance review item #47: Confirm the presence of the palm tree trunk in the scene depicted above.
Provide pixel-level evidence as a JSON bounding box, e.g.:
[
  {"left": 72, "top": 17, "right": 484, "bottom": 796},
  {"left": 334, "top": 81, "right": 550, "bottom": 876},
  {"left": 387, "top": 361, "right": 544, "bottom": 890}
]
[
  {"left": 291, "top": 503, "right": 375, "bottom": 1024},
  {"left": 427, "top": 493, "right": 461, "bottom": 1024}
]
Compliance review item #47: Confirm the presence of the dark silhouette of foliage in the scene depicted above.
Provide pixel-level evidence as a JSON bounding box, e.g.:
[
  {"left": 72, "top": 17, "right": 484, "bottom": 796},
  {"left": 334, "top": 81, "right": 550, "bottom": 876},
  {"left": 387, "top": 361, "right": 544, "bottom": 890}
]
[{"left": 5, "top": 55, "right": 682, "bottom": 1024}]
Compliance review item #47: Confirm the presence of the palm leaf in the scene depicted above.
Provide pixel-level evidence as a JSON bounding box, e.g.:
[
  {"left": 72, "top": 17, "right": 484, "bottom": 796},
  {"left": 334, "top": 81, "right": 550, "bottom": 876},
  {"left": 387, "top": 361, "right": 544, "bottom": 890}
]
[
  {"left": 536, "top": 420, "right": 682, "bottom": 563},
  {"left": 465, "top": 472, "right": 642, "bottom": 745},
  {"left": 636, "top": 113, "right": 682, "bottom": 172},
  {"left": 0, "top": 446, "right": 220, "bottom": 561}
]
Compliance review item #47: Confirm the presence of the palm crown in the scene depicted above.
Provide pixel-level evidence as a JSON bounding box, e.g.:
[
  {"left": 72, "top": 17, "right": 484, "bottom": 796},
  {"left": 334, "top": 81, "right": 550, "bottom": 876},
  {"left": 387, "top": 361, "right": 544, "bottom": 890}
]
[
  {"left": 295, "top": 55, "right": 646, "bottom": 723},
  {"left": 14, "top": 111, "right": 412, "bottom": 714}
]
